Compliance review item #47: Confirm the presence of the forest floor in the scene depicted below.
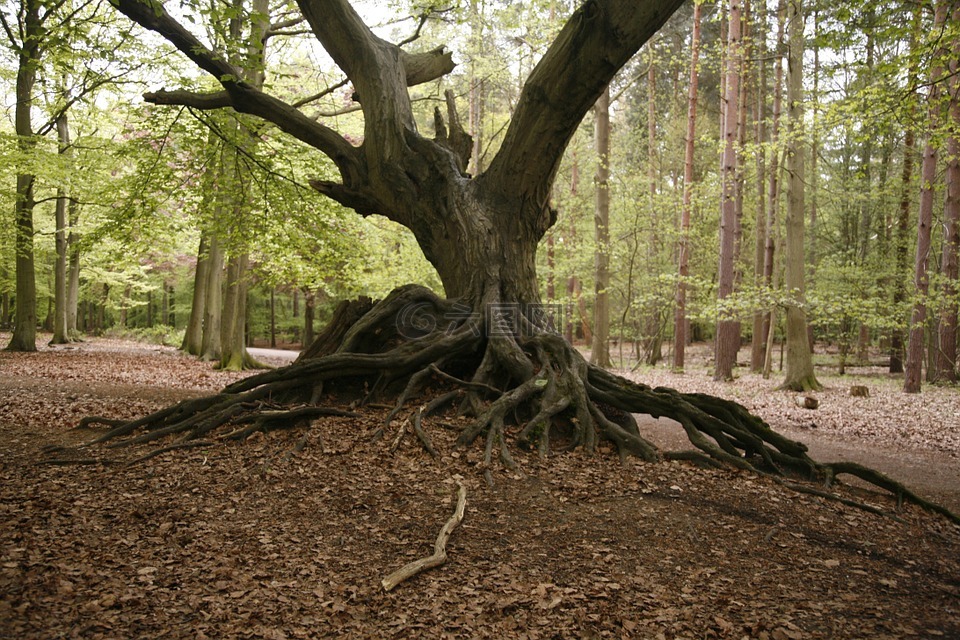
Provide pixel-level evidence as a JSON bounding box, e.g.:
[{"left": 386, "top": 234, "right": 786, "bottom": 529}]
[{"left": 0, "top": 335, "right": 958, "bottom": 639}]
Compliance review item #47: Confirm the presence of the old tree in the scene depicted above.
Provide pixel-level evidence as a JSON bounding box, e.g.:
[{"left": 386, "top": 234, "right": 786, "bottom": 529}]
[{"left": 78, "top": 0, "right": 953, "bottom": 522}]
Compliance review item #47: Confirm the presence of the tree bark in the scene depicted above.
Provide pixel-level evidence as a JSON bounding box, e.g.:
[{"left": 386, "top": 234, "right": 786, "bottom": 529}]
[
  {"left": 715, "top": 0, "right": 743, "bottom": 381},
  {"left": 856, "top": 14, "right": 876, "bottom": 365},
  {"left": 182, "top": 235, "right": 210, "bottom": 355},
  {"left": 750, "top": 0, "right": 767, "bottom": 372},
  {"left": 590, "top": 85, "right": 612, "bottom": 369},
  {"left": 200, "top": 232, "right": 224, "bottom": 361},
  {"left": 6, "top": 0, "right": 41, "bottom": 352},
  {"left": 904, "top": 0, "right": 948, "bottom": 393},
  {"left": 674, "top": 0, "right": 703, "bottom": 372},
  {"left": 66, "top": 207, "right": 81, "bottom": 337},
  {"left": 303, "top": 288, "right": 316, "bottom": 347},
  {"left": 780, "top": 0, "right": 819, "bottom": 392},
  {"left": 220, "top": 253, "right": 255, "bottom": 370},
  {"left": 642, "top": 40, "right": 663, "bottom": 366},
  {"left": 50, "top": 111, "right": 72, "bottom": 345},
  {"left": 934, "top": 12, "right": 959, "bottom": 383},
  {"left": 761, "top": 0, "right": 787, "bottom": 376},
  {"left": 891, "top": 9, "right": 922, "bottom": 375}
]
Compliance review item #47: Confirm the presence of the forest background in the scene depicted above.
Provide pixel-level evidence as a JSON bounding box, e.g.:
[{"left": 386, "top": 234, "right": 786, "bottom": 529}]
[{"left": 2, "top": 0, "right": 958, "bottom": 393}]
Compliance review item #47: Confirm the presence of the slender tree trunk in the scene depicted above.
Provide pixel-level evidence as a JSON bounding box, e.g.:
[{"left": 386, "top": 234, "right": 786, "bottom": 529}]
[
  {"left": 161, "top": 281, "right": 170, "bottom": 327},
  {"left": 856, "top": 16, "right": 876, "bottom": 364},
  {"left": 564, "top": 275, "right": 576, "bottom": 344},
  {"left": 761, "top": 0, "right": 787, "bottom": 376},
  {"left": 66, "top": 212, "right": 81, "bottom": 338},
  {"left": 220, "top": 253, "right": 253, "bottom": 370},
  {"left": 270, "top": 287, "right": 277, "bottom": 348},
  {"left": 167, "top": 283, "right": 175, "bottom": 326},
  {"left": 750, "top": 0, "right": 767, "bottom": 372},
  {"left": 182, "top": 235, "right": 210, "bottom": 354},
  {"left": 303, "top": 288, "right": 316, "bottom": 347},
  {"left": 642, "top": 40, "right": 663, "bottom": 366},
  {"left": 734, "top": 0, "right": 750, "bottom": 290},
  {"left": 673, "top": 0, "right": 703, "bottom": 373},
  {"left": 97, "top": 284, "right": 108, "bottom": 334},
  {"left": 146, "top": 290, "right": 154, "bottom": 328},
  {"left": 6, "top": 0, "right": 41, "bottom": 352},
  {"left": 214, "top": 0, "right": 270, "bottom": 371},
  {"left": 590, "top": 86, "right": 612, "bottom": 368},
  {"left": 806, "top": 8, "right": 820, "bottom": 353},
  {"left": 565, "top": 151, "right": 582, "bottom": 346},
  {"left": 935, "top": 28, "right": 959, "bottom": 382},
  {"left": 807, "top": 7, "right": 820, "bottom": 278},
  {"left": 780, "top": 0, "right": 820, "bottom": 392},
  {"left": 715, "top": 0, "right": 743, "bottom": 381},
  {"left": 545, "top": 230, "right": 556, "bottom": 302},
  {"left": 200, "top": 233, "right": 224, "bottom": 360},
  {"left": 905, "top": 0, "right": 948, "bottom": 393},
  {"left": 891, "top": 10, "right": 922, "bottom": 374},
  {"left": 1, "top": 268, "right": 9, "bottom": 329},
  {"left": 50, "top": 112, "right": 72, "bottom": 345},
  {"left": 468, "top": 0, "right": 485, "bottom": 176}
]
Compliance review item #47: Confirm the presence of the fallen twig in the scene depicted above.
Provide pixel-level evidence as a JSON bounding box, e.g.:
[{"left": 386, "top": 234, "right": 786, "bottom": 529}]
[{"left": 381, "top": 480, "right": 467, "bottom": 592}]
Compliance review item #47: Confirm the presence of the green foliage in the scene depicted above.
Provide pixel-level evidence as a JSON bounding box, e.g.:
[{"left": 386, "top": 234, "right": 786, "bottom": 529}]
[
  {"left": 2, "top": 0, "right": 955, "bottom": 358},
  {"left": 105, "top": 324, "right": 185, "bottom": 347}
]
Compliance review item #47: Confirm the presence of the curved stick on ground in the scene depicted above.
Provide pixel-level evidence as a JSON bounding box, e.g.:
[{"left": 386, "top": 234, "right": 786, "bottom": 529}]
[{"left": 381, "top": 481, "right": 467, "bottom": 592}]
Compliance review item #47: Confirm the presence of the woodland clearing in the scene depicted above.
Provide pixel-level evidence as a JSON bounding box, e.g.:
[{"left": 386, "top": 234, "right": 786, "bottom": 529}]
[{"left": 0, "top": 336, "right": 958, "bottom": 639}]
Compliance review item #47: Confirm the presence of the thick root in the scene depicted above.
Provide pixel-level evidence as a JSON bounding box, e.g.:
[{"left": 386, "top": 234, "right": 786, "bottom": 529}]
[{"left": 50, "top": 288, "right": 960, "bottom": 526}]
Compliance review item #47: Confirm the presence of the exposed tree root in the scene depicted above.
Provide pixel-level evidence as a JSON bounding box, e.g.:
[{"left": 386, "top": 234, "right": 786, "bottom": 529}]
[{"left": 50, "top": 286, "right": 960, "bottom": 526}]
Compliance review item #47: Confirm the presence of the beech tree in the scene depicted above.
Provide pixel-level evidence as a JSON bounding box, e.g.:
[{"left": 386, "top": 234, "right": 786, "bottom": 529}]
[
  {"left": 3, "top": 0, "right": 43, "bottom": 352},
  {"left": 74, "top": 0, "right": 950, "bottom": 516},
  {"left": 779, "top": 0, "right": 819, "bottom": 392}
]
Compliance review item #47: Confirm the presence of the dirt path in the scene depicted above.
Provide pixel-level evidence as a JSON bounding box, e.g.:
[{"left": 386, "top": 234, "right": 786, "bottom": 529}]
[{"left": 636, "top": 416, "right": 960, "bottom": 513}]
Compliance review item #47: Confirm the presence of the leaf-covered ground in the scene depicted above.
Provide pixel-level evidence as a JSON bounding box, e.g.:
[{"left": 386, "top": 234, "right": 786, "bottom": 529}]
[{"left": 1, "top": 337, "right": 958, "bottom": 639}]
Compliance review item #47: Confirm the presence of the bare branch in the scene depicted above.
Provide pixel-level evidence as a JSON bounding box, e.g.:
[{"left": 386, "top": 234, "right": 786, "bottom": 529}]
[
  {"left": 265, "top": 15, "right": 304, "bottom": 37},
  {"left": 109, "top": 0, "right": 357, "bottom": 171},
  {"left": 396, "top": 11, "right": 430, "bottom": 47},
  {"left": 295, "top": 0, "right": 454, "bottom": 163},
  {"left": 291, "top": 78, "right": 349, "bottom": 109},
  {"left": 145, "top": 89, "right": 233, "bottom": 110},
  {"left": 483, "top": 0, "right": 684, "bottom": 214}
]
